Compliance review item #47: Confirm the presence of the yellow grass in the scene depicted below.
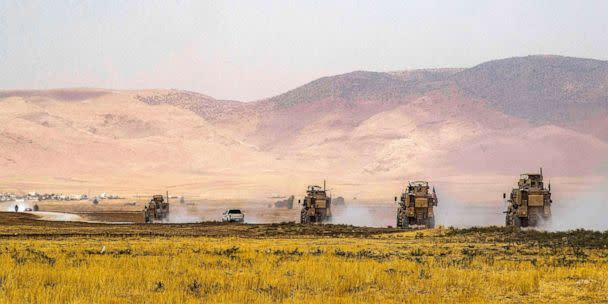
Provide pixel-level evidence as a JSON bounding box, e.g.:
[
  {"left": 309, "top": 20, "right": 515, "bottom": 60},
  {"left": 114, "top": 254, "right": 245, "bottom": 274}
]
[{"left": 1, "top": 227, "right": 607, "bottom": 303}]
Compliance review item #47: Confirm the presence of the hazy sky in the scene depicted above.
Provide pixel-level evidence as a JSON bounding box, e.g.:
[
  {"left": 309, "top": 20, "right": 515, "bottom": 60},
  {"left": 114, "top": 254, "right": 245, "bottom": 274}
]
[{"left": 1, "top": 1, "right": 607, "bottom": 101}]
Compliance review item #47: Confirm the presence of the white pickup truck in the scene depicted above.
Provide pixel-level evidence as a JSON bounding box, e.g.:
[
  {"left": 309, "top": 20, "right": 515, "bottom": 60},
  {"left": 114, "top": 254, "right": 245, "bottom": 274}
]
[{"left": 222, "top": 209, "right": 245, "bottom": 222}]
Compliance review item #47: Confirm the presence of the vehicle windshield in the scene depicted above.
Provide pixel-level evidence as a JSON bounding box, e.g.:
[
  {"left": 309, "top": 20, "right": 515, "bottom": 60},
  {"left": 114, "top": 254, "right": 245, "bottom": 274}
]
[
  {"left": 409, "top": 181, "right": 428, "bottom": 187},
  {"left": 228, "top": 209, "right": 242, "bottom": 214}
]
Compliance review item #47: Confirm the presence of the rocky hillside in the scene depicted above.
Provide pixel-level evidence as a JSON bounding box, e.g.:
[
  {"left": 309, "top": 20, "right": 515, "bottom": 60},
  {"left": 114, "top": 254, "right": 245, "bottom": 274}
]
[
  {"left": 453, "top": 55, "right": 608, "bottom": 123},
  {"left": 0, "top": 55, "right": 606, "bottom": 200}
]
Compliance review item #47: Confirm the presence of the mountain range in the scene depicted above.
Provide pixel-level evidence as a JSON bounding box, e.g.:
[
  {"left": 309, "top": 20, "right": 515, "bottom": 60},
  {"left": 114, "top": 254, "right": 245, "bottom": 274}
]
[{"left": 1, "top": 55, "right": 607, "bottom": 202}]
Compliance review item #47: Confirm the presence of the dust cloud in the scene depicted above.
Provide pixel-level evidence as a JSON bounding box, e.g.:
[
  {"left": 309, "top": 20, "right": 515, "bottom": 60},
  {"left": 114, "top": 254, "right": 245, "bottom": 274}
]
[
  {"left": 435, "top": 198, "right": 504, "bottom": 228},
  {"left": 543, "top": 184, "right": 608, "bottom": 231},
  {"left": 541, "top": 164, "right": 608, "bottom": 231},
  {"left": 166, "top": 204, "right": 206, "bottom": 223},
  {"left": 329, "top": 199, "right": 505, "bottom": 228},
  {"left": 330, "top": 204, "right": 394, "bottom": 227},
  {"left": 2, "top": 199, "right": 34, "bottom": 212},
  {"left": 330, "top": 204, "right": 390, "bottom": 227}
]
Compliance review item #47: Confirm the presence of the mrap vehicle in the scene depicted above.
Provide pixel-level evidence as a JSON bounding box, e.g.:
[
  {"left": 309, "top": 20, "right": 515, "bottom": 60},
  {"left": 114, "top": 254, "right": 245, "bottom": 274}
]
[
  {"left": 395, "top": 181, "right": 438, "bottom": 228},
  {"left": 144, "top": 194, "right": 170, "bottom": 223},
  {"left": 299, "top": 181, "right": 332, "bottom": 223},
  {"left": 504, "top": 168, "right": 552, "bottom": 228}
]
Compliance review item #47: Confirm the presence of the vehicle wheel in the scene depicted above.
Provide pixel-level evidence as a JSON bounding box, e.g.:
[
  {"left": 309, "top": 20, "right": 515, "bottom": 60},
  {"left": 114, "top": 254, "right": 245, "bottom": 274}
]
[
  {"left": 300, "top": 209, "right": 307, "bottom": 224},
  {"left": 402, "top": 216, "right": 410, "bottom": 229},
  {"left": 513, "top": 216, "right": 522, "bottom": 228},
  {"left": 396, "top": 209, "right": 403, "bottom": 228},
  {"left": 427, "top": 217, "right": 435, "bottom": 229},
  {"left": 505, "top": 215, "right": 510, "bottom": 226},
  {"left": 397, "top": 211, "right": 409, "bottom": 228}
]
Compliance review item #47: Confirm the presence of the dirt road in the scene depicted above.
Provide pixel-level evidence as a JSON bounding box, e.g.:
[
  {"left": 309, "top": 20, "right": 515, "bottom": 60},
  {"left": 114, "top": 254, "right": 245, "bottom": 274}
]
[{"left": 0, "top": 212, "right": 402, "bottom": 238}]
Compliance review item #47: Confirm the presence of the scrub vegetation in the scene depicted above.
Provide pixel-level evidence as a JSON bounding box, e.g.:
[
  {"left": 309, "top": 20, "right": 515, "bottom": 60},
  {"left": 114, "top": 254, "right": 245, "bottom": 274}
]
[{"left": 1, "top": 213, "right": 607, "bottom": 303}]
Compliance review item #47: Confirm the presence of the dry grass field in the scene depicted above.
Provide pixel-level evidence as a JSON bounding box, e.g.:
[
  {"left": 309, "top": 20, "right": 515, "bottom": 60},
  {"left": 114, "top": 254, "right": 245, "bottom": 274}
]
[{"left": 1, "top": 213, "right": 607, "bottom": 303}]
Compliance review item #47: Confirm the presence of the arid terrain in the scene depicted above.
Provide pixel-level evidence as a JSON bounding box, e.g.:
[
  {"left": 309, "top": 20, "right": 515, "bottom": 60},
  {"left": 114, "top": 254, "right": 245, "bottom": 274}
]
[
  {"left": 1, "top": 212, "right": 607, "bottom": 303},
  {"left": 1, "top": 55, "right": 607, "bottom": 206},
  {"left": 3, "top": 2, "right": 607, "bottom": 303},
  {"left": 1, "top": 52, "right": 607, "bottom": 301}
]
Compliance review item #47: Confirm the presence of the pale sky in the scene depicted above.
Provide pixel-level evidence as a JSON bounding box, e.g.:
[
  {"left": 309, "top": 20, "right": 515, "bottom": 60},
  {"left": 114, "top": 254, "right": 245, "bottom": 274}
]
[{"left": 1, "top": 0, "right": 607, "bottom": 101}]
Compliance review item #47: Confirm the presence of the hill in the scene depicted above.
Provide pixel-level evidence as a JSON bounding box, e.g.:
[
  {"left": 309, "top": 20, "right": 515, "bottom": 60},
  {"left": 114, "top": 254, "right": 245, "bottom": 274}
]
[
  {"left": 0, "top": 55, "right": 606, "bottom": 201},
  {"left": 453, "top": 55, "right": 608, "bottom": 123}
]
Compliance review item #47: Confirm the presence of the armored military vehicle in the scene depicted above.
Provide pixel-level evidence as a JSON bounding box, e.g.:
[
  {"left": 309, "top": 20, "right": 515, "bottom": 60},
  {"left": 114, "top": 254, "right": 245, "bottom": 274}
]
[
  {"left": 299, "top": 181, "right": 332, "bottom": 223},
  {"left": 504, "top": 169, "right": 552, "bottom": 228},
  {"left": 144, "top": 193, "right": 170, "bottom": 223},
  {"left": 395, "top": 181, "right": 438, "bottom": 228}
]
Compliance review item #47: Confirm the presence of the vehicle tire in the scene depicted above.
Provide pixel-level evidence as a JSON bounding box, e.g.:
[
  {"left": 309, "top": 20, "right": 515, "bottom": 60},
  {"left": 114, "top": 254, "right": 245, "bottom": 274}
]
[
  {"left": 396, "top": 208, "right": 403, "bottom": 228},
  {"left": 513, "top": 216, "right": 522, "bottom": 228},
  {"left": 427, "top": 217, "right": 435, "bottom": 229},
  {"left": 397, "top": 210, "right": 408, "bottom": 229},
  {"left": 300, "top": 209, "right": 307, "bottom": 224}
]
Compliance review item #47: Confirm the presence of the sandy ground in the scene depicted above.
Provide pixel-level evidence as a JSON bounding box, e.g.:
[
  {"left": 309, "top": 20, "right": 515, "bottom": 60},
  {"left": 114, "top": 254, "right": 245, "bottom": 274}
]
[
  {"left": 0, "top": 198, "right": 502, "bottom": 228},
  {"left": 1, "top": 196, "right": 606, "bottom": 231},
  {"left": 0, "top": 212, "right": 402, "bottom": 238},
  {"left": 26, "top": 211, "right": 85, "bottom": 222}
]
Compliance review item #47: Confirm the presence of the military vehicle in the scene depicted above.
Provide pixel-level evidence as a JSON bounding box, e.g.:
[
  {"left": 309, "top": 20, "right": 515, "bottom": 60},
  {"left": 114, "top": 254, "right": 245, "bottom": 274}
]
[
  {"left": 144, "top": 193, "right": 170, "bottom": 223},
  {"left": 395, "top": 181, "right": 438, "bottom": 228},
  {"left": 504, "top": 168, "right": 552, "bottom": 228},
  {"left": 299, "top": 181, "right": 332, "bottom": 223}
]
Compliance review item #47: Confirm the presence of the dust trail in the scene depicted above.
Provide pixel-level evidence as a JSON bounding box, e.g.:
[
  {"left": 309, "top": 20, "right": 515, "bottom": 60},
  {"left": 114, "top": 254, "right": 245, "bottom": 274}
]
[
  {"left": 166, "top": 204, "right": 206, "bottom": 223},
  {"left": 329, "top": 199, "right": 505, "bottom": 228},
  {"left": 435, "top": 190, "right": 608, "bottom": 231},
  {"left": 435, "top": 198, "right": 504, "bottom": 228},
  {"left": 31, "top": 211, "right": 85, "bottom": 222},
  {"left": 330, "top": 203, "right": 395, "bottom": 227},
  {"left": 163, "top": 200, "right": 275, "bottom": 224},
  {"left": 542, "top": 164, "right": 608, "bottom": 231},
  {"left": 543, "top": 187, "right": 608, "bottom": 231},
  {"left": 3, "top": 199, "right": 34, "bottom": 212},
  {"left": 241, "top": 208, "right": 267, "bottom": 224}
]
